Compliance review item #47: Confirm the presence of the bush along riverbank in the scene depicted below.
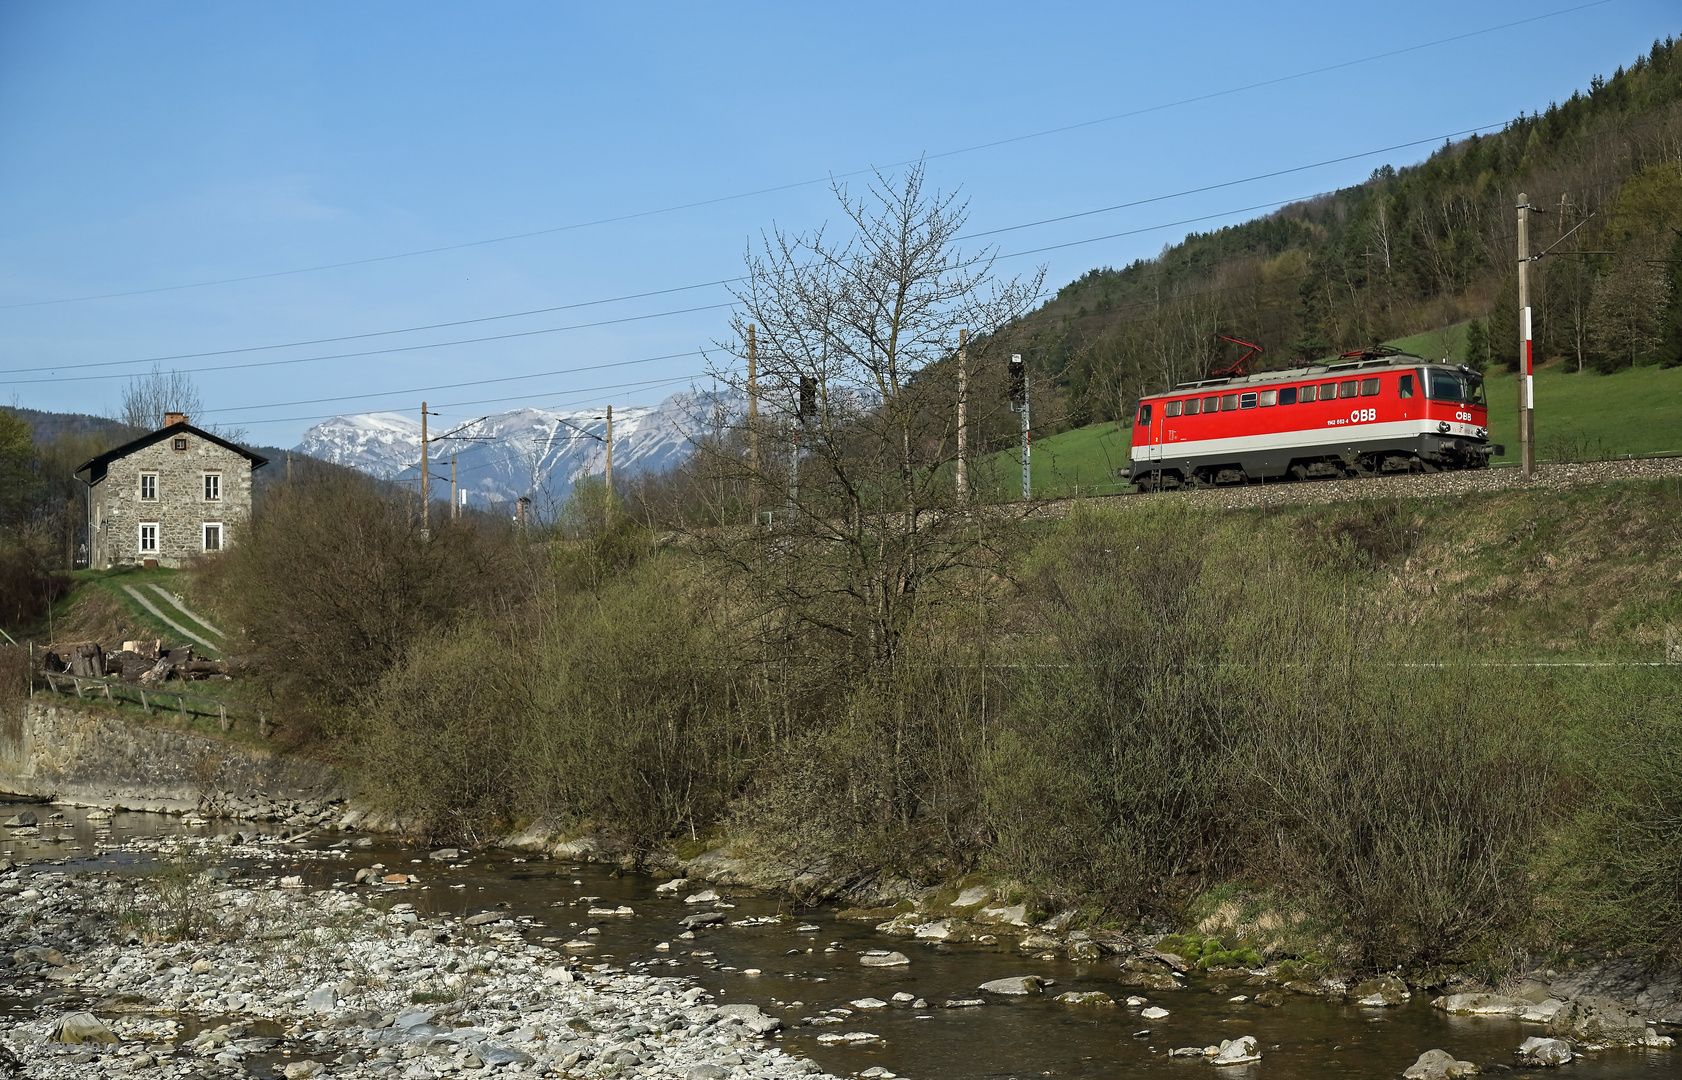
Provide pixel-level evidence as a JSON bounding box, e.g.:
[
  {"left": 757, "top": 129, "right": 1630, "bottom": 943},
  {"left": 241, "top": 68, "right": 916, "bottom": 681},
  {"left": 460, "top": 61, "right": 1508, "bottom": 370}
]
[{"left": 70, "top": 472, "right": 1682, "bottom": 1049}]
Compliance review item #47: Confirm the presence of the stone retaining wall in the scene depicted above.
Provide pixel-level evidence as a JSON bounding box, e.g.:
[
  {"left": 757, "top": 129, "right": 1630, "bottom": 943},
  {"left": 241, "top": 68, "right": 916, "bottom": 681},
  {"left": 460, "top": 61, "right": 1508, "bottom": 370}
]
[{"left": 0, "top": 699, "right": 353, "bottom": 816}]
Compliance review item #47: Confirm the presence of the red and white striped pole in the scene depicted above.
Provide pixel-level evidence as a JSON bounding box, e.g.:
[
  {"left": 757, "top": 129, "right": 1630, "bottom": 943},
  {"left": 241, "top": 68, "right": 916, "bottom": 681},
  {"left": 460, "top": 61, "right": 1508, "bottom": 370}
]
[{"left": 1517, "top": 194, "right": 1535, "bottom": 479}]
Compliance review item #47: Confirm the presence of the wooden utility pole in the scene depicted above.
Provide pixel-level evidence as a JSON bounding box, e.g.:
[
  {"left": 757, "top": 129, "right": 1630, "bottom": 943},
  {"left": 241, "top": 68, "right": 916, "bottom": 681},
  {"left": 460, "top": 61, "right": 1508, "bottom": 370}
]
[
  {"left": 956, "top": 328, "right": 968, "bottom": 504},
  {"left": 1517, "top": 195, "right": 1536, "bottom": 479},
  {"left": 419, "top": 401, "right": 430, "bottom": 538},
  {"left": 747, "top": 324, "right": 759, "bottom": 486},
  {"left": 450, "top": 453, "right": 458, "bottom": 521},
  {"left": 604, "top": 405, "right": 614, "bottom": 522}
]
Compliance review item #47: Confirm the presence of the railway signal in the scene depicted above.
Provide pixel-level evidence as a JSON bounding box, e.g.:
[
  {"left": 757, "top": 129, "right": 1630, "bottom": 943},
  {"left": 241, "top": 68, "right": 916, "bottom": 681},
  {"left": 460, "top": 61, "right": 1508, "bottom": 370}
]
[{"left": 1009, "top": 354, "right": 1030, "bottom": 501}]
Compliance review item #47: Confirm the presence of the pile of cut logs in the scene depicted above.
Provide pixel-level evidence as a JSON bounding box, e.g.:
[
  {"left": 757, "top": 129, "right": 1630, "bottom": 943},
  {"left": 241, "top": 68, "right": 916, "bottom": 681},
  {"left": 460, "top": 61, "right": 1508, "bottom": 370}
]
[{"left": 40, "top": 639, "right": 231, "bottom": 685}]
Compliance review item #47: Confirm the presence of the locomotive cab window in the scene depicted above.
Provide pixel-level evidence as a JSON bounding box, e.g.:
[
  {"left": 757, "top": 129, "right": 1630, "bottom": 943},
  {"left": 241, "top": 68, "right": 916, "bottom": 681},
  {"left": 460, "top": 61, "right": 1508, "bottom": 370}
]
[
  {"left": 1220, "top": 393, "right": 1239, "bottom": 411},
  {"left": 1428, "top": 369, "right": 1486, "bottom": 405},
  {"left": 1165, "top": 400, "right": 1182, "bottom": 417},
  {"left": 1184, "top": 398, "right": 1200, "bottom": 416},
  {"left": 1136, "top": 403, "right": 1152, "bottom": 425},
  {"left": 1360, "top": 378, "right": 1381, "bottom": 396},
  {"left": 1399, "top": 375, "right": 1415, "bottom": 398},
  {"left": 1239, "top": 392, "right": 1258, "bottom": 409},
  {"left": 1279, "top": 387, "right": 1298, "bottom": 405}
]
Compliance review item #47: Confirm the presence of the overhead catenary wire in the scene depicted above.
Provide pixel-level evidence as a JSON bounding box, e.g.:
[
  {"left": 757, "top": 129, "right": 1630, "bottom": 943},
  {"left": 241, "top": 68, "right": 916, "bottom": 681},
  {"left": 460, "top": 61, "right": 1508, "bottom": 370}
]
[
  {"left": 0, "top": 123, "right": 1507, "bottom": 381},
  {"left": 0, "top": 0, "right": 1607, "bottom": 311}
]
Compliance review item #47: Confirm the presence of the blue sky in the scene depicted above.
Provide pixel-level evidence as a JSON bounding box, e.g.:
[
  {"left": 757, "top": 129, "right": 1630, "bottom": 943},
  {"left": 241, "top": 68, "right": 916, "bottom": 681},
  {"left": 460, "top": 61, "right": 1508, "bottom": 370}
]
[{"left": 0, "top": 1, "right": 1674, "bottom": 447}]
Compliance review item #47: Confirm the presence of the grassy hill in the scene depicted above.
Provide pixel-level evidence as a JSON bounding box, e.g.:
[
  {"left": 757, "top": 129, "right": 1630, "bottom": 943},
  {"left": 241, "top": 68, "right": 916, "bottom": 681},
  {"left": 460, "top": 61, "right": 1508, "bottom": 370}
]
[
  {"left": 979, "top": 358, "right": 1682, "bottom": 498},
  {"left": 966, "top": 36, "right": 1682, "bottom": 457}
]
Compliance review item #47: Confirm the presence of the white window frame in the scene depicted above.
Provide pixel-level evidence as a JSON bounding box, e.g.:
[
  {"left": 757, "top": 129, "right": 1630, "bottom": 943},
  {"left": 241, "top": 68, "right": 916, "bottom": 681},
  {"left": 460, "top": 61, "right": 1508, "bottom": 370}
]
[
  {"left": 139, "top": 472, "right": 158, "bottom": 501},
  {"left": 203, "top": 472, "right": 222, "bottom": 501},
  {"left": 138, "top": 522, "right": 159, "bottom": 554},
  {"left": 202, "top": 522, "right": 223, "bottom": 552}
]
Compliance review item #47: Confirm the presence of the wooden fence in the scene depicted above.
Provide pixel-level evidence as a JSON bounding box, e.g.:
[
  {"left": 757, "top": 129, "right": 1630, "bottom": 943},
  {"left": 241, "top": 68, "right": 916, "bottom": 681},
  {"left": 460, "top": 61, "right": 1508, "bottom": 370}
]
[{"left": 32, "top": 672, "right": 270, "bottom": 738}]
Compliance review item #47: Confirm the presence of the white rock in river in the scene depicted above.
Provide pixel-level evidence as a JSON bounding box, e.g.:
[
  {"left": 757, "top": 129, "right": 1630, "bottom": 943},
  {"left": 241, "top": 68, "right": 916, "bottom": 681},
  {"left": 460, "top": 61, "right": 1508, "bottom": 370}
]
[
  {"left": 953, "top": 885, "right": 991, "bottom": 907},
  {"left": 684, "top": 889, "right": 720, "bottom": 904},
  {"left": 980, "top": 975, "right": 1042, "bottom": 995},
  {"left": 1212, "top": 1035, "right": 1261, "bottom": 1065},
  {"left": 1140, "top": 1005, "right": 1170, "bottom": 1020},
  {"left": 1403, "top": 1049, "right": 1478, "bottom": 1079},
  {"left": 655, "top": 878, "right": 688, "bottom": 894},
  {"left": 850, "top": 997, "right": 888, "bottom": 1009},
  {"left": 860, "top": 950, "right": 910, "bottom": 967},
  {"left": 303, "top": 985, "right": 336, "bottom": 1012},
  {"left": 1125, "top": 995, "right": 1147, "bottom": 1006},
  {"left": 1518, "top": 1036, "right": 1573, "bottom": 1066}
]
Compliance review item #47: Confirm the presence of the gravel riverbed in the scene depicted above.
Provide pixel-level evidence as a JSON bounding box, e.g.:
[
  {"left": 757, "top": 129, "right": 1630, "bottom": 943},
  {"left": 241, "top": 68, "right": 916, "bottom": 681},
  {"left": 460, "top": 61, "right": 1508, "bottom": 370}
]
[{"left": 0, "top": 829, "right": 835, "bottom": 1080}]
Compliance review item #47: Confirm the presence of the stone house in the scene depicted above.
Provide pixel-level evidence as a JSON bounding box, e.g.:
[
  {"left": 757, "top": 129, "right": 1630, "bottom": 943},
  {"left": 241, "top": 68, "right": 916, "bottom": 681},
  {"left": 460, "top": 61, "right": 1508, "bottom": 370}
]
[{"left": 77, "top": 413, "right": 267, "bottom": 569}]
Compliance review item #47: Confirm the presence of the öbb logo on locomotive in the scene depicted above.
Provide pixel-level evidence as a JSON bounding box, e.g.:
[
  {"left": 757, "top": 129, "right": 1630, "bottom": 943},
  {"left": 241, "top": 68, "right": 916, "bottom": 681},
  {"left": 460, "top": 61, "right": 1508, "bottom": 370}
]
[{"left": 1129, "top": 346, "right": 1499, "bottom": 490}]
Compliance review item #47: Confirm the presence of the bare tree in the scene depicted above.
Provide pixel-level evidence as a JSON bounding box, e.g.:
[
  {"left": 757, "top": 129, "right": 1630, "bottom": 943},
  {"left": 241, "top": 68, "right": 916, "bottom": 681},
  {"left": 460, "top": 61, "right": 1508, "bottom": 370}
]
[
  {"left": 119, "top": 364, "right": 203, "bottom": 432},
  {"left": 697, "top": 164, "right": 1042, "bottom": 675},
  {"left": 117, "top": 364, "right": 247, "bottom": 442}
]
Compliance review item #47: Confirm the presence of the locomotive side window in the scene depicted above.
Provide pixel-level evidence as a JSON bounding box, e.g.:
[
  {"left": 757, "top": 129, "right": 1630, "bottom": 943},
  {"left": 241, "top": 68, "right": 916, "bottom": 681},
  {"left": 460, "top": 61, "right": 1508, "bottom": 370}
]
[
  {"left": 1280, "top": 387, "right": 1298, "bottom": 405},
  {"left": 1184, "top": 398, "right": 1200, "bottom": 415},
  {"left": 1204, "top": 396, "right": 1220, "bottom": 413},
  {"left": 1239, "top": 392, "right": 1258, "bottom": 409},
  {"left": 1220, "top": 393, "right": 1239, "bottom": 411},
  {"left": 1360, "top": 378, "right": 1381, "bottom": 396},
  {"left": 1338, "top": 380, "right": 1359, "bottom": 399},
  {"left": 1259, "top": 390, "right": 1277, "bottom": 406},
  {"left": 1320, "top": 382, "right": 1338, "bottom": 399},
  {"left": 1399, "top": 374, "right": 1415, "bottom": 398},
  {"left": 1166, "top": 400, "right": 1182, "bottom": 417},
  {"left": 1299, "top": 385, "right": 1316, "bottom": 403},
  {"left": 1136, "top": 403, "right": 1152, "bottom": 425}
]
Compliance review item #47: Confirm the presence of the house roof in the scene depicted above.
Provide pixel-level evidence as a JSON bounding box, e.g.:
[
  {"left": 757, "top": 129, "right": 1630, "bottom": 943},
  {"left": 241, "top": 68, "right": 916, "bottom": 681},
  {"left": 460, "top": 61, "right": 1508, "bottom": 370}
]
[{"left": 76, "top": 422, "right": 269, "bottom": 485}]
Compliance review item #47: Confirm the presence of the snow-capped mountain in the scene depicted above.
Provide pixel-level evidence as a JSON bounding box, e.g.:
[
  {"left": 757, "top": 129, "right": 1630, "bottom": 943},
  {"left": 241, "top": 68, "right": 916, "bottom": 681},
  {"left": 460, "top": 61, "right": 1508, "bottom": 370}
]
[{"left": 295, "top": 389, "right": 738, "bottom": 511}]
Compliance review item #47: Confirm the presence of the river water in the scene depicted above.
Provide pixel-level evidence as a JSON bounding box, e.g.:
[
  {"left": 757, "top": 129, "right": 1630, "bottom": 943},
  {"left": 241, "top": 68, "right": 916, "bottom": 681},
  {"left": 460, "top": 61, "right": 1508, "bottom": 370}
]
[{"left": 4, "top": 805, "right": 1677, "bottom": 1080}]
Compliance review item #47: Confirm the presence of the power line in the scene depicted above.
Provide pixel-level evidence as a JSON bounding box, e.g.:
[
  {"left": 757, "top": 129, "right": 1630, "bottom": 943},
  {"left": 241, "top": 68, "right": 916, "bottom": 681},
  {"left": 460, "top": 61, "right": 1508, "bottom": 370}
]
[
  {"left": 202, "top": 349, "right": 702, "bottom": 416},
  {"left": 0, "top": 123, "right": 1505, "bottom": 381},
  {"left": 2, "top": 302, "right": 736, "bottom": 386},
  {"left": 0, "top": 1, "right": 1608, "bottom": 311}
]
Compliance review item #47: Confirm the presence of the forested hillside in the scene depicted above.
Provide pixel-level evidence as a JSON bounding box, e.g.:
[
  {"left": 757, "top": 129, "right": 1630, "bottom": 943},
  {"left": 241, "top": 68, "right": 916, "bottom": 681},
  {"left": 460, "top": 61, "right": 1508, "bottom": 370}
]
[{"left": 993, "top": 35, "right": 1682, "bottom": 440}]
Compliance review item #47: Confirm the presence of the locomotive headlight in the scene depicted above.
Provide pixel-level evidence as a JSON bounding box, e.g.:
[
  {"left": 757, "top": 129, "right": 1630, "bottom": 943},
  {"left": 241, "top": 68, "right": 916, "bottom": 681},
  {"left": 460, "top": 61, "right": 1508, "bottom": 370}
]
[
  {"left": 1438, "top": 421, "right": 1451, "bottom": 433},
  {"left": 1478, "top": 427, "right": 1487, "bottom": 438}
]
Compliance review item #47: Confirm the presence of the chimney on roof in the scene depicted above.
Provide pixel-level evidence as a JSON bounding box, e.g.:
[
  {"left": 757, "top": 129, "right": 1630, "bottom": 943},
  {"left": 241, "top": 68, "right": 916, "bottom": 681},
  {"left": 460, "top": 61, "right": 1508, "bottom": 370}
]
[{"left": 165, "top": 413, "right": 187, "bottom": 427}]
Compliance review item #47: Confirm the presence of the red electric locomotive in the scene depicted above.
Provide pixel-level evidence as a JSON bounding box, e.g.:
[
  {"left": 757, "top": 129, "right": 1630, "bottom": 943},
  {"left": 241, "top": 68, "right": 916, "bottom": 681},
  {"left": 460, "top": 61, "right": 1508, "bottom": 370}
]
[{"left": 1128, "top": 348, "right": 1499, "bottom": 489}]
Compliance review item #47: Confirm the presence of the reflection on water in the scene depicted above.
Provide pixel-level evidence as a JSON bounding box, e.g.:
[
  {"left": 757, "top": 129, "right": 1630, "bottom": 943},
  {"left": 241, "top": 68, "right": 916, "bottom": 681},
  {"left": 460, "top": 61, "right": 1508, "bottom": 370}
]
[{"left": 6, "top": 805, "right": 1678, "bottom": 1079}]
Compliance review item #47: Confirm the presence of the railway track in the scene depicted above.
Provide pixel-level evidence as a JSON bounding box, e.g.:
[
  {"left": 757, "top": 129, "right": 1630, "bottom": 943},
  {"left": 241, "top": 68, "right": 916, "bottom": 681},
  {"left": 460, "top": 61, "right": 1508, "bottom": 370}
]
[{"left": 1019, "top": 454, "right": 1682, "bottom": 520}]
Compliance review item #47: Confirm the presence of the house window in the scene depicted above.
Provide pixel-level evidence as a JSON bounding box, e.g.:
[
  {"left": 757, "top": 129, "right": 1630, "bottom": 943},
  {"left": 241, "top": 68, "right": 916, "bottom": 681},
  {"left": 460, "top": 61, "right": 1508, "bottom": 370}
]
[
  {"left": 139, "top": 473, "right": 157, "bottom": 500},
  {"left": 139, "top": 523, "right": 159, "bottom": 554},
  {"left": 203, "top": 473, "right": 221, "bottom": 501},
  {"left": 203, "top": 523, "right": 223, "bottom": 552},
  {"left": 173, "top": 437, "right": 188, "bottom": 451}
]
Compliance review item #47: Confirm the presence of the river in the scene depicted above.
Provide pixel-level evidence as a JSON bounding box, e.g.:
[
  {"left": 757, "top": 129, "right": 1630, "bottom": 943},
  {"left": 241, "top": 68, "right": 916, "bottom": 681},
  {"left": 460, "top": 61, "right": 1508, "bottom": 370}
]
[{"left": 3, "top": 805, "right": 1676, "bottom": 1079}]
